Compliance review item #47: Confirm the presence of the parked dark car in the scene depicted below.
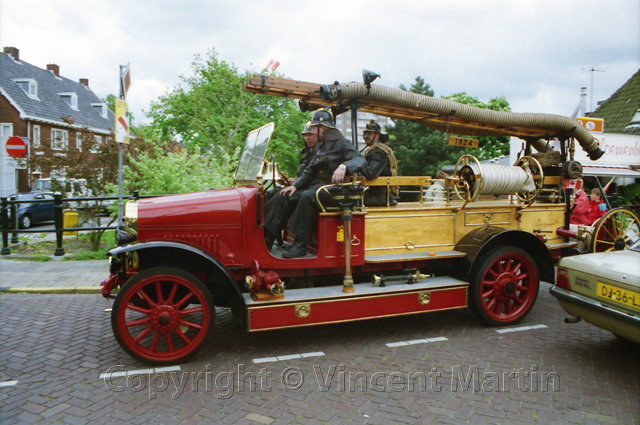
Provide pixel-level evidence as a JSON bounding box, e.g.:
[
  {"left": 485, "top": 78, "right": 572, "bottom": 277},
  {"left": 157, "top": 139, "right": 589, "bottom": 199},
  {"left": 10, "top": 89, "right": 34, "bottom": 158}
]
[{"left": 8, "top": 192, "right": 56, "bottom": 229}]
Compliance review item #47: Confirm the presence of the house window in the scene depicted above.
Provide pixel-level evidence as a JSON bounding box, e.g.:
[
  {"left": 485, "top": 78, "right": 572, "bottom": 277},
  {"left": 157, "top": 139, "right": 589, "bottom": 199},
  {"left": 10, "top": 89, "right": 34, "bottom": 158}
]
[
  {"left": 92, "top": 103, "right": 108, "bottom": 118},
  {"left": 59, "top": 92, "right": 78, "bottom": 110},
  {"left": 14, "top": 79, "right": 39, "bottom": 100},
  {"left": 51, "top": 129, "right": 68, "bottom": 150},
  {"left": 1, "top": 124, "right": 12, "bottom": 139},
  {"left": 33, "top": 125, "right": 41, "bottom": 148},
  {"left": 91, "top": 135, "right": 103, "bottom": 153},
  {"left": 76, "top": 132, "right": 82, "bottom": 151}
]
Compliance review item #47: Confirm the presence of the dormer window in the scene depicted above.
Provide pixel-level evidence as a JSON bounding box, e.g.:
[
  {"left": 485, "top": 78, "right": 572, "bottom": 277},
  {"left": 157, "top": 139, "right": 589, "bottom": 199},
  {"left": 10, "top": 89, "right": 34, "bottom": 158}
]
[
  {"left": 626, "top": 108, "right": 640, "bottom": 131},
  {"left": 14, "top": 78, "right": 38, "bottom": 99},
  {"left": 91, "top": 103, "right": 108, "bottom": 118},
  {"left": 59, "top": 92, "right": 78, "bottom": 110}
]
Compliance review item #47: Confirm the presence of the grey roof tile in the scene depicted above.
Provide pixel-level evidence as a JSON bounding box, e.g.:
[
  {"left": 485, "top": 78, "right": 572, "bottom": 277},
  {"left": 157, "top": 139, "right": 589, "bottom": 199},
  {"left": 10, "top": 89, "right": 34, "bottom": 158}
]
[{"left": 1, "top": 52, "right": 115, "bottom": 134}]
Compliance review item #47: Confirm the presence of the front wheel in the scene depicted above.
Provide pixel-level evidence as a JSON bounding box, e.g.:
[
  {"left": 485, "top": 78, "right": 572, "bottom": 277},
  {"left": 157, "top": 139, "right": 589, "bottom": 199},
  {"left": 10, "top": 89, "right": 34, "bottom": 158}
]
[
  {"left": 469, "top": 247, "right": 539, "bottom": 326},
  {"left": 111, "top": 267, "right": 214, "bottom": 364},
  {"left": 20, "top": 214, "right": 31, "bottom": 229}
]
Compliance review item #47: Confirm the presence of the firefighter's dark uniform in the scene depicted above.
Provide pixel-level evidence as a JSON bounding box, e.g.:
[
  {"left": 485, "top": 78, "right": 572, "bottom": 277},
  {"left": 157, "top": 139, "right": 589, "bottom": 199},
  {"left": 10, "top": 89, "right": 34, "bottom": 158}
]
[
  {"left": 361, "top": 142, "right": 398, "bottom": 206},
  {"left": 263, "top": 128, "right": 365, "bottom": 248},
  {"left": 263, "top": 145, "right": 316, "bottom": 235}
]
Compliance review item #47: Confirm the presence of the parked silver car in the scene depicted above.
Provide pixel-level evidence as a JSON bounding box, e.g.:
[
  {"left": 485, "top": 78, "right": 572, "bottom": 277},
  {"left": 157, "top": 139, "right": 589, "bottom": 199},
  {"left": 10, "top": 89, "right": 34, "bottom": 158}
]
[{"left": 550, "top": 248, "right": 640, "bottom": 343}]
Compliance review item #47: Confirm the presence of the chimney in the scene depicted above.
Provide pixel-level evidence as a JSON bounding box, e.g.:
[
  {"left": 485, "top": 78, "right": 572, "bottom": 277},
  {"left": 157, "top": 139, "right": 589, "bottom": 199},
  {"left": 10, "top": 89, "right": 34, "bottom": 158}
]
[
  {"left": 3, "top": 47, "right": 19, "bottom": 61},
  {"left": 47, "top": 64, "right": 60, "bottom": 77},
  {"left": 79, "top": 78, "right": 89, "bottom": 87}
]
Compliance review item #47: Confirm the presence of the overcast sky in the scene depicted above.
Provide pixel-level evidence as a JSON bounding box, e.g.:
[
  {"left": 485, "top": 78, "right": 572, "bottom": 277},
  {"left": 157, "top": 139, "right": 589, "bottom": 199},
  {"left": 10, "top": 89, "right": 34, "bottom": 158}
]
[{"left": 2, "top": 0, "right": 639, "bottom": 125}]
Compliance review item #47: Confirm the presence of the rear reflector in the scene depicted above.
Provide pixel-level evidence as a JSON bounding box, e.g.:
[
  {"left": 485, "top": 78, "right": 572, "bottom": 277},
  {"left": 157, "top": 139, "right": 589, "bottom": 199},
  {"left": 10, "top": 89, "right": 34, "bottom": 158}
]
[{"left": 556, "top": 267, "right": 570, "bottom": 289}]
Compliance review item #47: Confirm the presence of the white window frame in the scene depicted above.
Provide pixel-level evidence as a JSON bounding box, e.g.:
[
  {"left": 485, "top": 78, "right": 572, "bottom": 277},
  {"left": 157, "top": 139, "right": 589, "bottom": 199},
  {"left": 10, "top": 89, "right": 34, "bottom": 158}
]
[
  {"left": 91, "top": 135, "right": 102, "bottom": 153},
  {"left": 59, "top": 92, "right": 78, "bottom": 110},
  {"left": 51, "top": 128, "right": 68, "bottom": 151},
  {"left": 33, "top": 125, "right": 41, "bottom": 148},
  {"left": 91, "top": 103, "right": 108, "bottom": 118},
  {"left": 1, "top": 124, "right": 13, "bottom": 139},
  {"left": 14, "top": 78, "right": 39, "bottom": 100},
  {"left": 76, "top": 132, "right": 83, "bottom": 151}
]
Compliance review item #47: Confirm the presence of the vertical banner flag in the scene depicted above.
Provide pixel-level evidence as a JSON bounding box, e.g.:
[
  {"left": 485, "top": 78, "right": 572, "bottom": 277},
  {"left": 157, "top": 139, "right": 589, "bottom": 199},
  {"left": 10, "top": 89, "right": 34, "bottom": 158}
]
[
  {"left": 120, "top": 63, "right": 131, "bottom": 100},
  {"left": 115, "top": 99, "right": 130, "bottom": 144}
]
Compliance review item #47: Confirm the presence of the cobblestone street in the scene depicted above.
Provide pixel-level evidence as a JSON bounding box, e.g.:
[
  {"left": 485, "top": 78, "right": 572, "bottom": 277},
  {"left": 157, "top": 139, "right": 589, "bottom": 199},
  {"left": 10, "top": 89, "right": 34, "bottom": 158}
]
[{"left": 1, "top": 280, "right": 638, "bottom": 424}]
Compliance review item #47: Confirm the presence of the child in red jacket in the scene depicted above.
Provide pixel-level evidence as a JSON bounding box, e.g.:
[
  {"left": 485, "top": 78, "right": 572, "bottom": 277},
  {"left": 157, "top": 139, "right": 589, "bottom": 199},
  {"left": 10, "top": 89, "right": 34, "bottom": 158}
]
[{"left": 589, "top": 188, "right": 607, "bottom": 223}]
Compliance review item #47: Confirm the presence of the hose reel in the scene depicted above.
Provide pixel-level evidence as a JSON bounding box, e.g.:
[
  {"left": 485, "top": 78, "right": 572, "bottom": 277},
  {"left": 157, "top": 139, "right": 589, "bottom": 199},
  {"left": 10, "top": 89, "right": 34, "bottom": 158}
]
[{"left": 453, "top": 154, "right": 544, "bottom": 204}]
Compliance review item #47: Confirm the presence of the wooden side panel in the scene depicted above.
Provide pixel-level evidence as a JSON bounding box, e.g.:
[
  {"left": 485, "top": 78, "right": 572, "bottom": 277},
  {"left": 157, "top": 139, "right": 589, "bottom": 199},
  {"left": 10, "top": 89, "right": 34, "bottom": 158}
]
[
  {"left": 519, "top": 205, "right": 566, "bottom": 244},
  {"left": 464, "top": 210, "right": 512, "bottom": 227},
  {"left": 365, "top": 209, "right": 456, "bottom": 255}
]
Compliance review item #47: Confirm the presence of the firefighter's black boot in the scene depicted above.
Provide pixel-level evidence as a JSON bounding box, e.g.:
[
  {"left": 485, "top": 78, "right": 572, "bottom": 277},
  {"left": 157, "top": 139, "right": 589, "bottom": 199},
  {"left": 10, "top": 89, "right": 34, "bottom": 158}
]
[
  {"left": 264, "top": 230, "right": 276, "bottom": 251},
  {"left": 282, "top": 237, "right": 307, "bottom": 258}
]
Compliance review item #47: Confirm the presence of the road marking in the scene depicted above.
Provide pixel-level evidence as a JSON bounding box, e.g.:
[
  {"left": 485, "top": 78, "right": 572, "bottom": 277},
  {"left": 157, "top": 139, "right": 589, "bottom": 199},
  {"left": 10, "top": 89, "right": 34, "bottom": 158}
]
[
  {"left": 99, "top": 365, "right": 181, "bottom": 379},
  {"left": 0, "top": 380, "right": 18, "bottom": 387},
  {"left": 252, "top": 351, "right": 325, "bottom": 364},
  {"left": 496, "top": 324, "right": 548, "bottom": 334},
  {"left": 386, "top": 336, "right": 448, "bottom": 347}
]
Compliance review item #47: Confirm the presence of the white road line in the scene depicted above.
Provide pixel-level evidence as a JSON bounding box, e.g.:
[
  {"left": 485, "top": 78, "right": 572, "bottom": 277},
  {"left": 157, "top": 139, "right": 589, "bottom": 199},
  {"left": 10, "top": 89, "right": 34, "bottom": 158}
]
[
  {"left": 386, "top": 336, "right": 448, "bottom": 347},
  {"left": 496, "top": 324, "right": 548, "bottom": 334},
  {"left": 252, "top": 351, "right": 326, "bottom": 364},
  {"left": 0, "top": 380, "right": 18, "bottom": 387},
  {"left": 99, "top": 366, "right": 182, "bottom": 380}
]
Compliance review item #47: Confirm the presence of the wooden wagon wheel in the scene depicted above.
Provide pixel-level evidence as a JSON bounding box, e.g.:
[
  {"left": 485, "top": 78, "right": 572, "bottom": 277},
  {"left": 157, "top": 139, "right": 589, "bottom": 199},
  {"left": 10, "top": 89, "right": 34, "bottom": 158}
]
[{"left": 591, "top": 208, "right": 640, "bottom": 253}]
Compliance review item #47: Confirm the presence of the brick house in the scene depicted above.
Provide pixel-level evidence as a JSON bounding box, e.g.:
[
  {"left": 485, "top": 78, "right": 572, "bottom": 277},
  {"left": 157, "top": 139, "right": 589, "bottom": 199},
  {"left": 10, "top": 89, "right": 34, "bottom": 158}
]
[{"left": 0, "top": 47, "right": 115, "bottom": 196}]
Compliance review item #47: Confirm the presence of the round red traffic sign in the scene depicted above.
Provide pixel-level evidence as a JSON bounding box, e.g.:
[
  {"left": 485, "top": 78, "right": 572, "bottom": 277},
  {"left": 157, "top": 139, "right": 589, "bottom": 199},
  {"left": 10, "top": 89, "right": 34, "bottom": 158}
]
[{"left": 6, "top": 136, "right": 27, "bottom": 158}]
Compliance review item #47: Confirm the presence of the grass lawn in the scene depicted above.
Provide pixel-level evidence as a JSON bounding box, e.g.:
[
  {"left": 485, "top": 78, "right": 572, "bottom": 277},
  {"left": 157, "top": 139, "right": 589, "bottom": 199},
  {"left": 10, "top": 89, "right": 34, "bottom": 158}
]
[{"left": 9, "top": 231, "right": 115, "bottom": 261}]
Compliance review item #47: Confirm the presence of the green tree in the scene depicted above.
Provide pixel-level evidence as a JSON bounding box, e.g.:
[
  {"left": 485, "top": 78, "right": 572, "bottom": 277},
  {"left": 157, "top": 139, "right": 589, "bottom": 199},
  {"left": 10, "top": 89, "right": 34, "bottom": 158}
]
[
  {"left": 146, "top": 49, "right": 308, "bottom": 176},
  {"left": 387, "top": 77, "right": 511, "bottom": 177},
  {"left": 444, "top": 92, "right": 511, "bottom": 160},
  {"left": 112, "top": 131, "right": 235, "bottom": 195}
]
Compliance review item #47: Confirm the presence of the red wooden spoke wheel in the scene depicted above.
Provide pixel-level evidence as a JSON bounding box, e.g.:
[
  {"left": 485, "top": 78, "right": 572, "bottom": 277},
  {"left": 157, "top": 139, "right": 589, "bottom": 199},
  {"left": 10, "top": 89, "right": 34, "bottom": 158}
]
[
  {"left": 112, "top": 267, "right": 214, "bottom": 364},
  {"left": 469, "top": 247, "right": 539, "bottom": 326}
]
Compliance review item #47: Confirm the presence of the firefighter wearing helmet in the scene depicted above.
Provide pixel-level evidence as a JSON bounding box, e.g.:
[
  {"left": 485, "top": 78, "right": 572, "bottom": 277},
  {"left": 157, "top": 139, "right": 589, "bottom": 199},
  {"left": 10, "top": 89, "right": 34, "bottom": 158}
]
[
  {"left": 361, "top": 119, "right": 398, "bottom": 206},
  {"left": 263, "top": 109, "right": 366, "bottom": 257}
]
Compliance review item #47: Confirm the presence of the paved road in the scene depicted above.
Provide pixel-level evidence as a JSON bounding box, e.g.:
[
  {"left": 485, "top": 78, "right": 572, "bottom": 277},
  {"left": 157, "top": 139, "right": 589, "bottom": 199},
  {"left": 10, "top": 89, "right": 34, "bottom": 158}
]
[{"left": 0, "top": 279, "right": 638, "bottom": 424}]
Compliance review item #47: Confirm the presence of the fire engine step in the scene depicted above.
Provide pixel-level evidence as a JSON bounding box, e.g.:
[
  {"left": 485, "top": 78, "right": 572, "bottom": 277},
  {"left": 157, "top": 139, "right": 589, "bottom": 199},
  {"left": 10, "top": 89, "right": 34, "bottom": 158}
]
[
  {"left": 364, "top": 250, "right": 467, "bottom": 263},
  {"left": 244, "top": 276, "right": 468, "bottom": 332}
]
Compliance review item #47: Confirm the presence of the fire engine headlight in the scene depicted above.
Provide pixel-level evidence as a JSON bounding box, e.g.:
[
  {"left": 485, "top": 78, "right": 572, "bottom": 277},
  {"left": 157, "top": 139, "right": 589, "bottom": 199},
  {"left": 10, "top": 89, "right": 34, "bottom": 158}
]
[
  {"left": 125, "top": 199, "right": 138, "bottom": 220},
  {"left": 116, "top": 200, "right": 138, "bottom": 245}
]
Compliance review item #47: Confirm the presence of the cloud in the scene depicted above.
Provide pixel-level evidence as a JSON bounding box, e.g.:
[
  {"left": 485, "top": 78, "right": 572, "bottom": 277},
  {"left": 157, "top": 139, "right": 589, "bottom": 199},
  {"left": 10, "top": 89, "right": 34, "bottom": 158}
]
[{"left": 2, "top": 0, "right": 638, "bottom": 124}]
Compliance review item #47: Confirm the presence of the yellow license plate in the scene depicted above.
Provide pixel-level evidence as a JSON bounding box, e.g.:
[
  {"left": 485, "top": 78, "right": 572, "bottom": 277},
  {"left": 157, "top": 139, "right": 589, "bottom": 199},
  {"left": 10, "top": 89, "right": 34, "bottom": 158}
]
[{"left": 597, "top": 282, "right": 640, "bottom": 311}]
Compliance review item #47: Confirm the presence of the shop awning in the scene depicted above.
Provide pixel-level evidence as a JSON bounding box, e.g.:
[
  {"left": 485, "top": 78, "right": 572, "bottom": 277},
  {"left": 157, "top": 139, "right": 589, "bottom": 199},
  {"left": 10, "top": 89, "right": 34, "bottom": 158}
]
[{"left": 582, "top": 165, "right": 640, "bottom": 178}]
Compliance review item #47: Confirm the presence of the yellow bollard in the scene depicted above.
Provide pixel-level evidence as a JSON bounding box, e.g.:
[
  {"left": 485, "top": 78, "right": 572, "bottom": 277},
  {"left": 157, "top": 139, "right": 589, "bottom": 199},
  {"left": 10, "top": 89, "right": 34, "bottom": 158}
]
[{"left": 63, "top": 209, "right": 79, "bottom": 235}]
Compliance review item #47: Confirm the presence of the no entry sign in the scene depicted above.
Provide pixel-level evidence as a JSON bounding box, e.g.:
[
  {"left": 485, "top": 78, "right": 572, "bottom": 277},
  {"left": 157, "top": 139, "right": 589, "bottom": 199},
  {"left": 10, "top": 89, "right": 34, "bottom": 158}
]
[{"left": 6, "top": 136, "right": 27, "bottom": 158}]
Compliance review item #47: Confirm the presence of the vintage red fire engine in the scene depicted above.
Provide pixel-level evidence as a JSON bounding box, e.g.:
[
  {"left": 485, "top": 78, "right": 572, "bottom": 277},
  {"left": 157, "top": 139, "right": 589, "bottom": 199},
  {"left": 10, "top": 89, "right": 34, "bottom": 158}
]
[{"left": 101, "top": 72, "right": 607, "bottom": 364}]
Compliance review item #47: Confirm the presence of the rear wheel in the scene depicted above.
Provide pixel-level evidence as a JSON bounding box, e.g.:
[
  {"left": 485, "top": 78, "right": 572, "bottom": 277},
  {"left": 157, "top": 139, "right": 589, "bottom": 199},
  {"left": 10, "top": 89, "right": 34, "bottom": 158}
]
[
  {"left": 469, "top": 246, "right": 539, "bottom": 326},
  {"left": 591, "top": 208, "right": 640, "bottom": 252},
  {"left": 111, "top": 267, "right": 214, "bottom": 364},
  {"left": 20, "top": 214, "right": 31, "bottom": 229}
]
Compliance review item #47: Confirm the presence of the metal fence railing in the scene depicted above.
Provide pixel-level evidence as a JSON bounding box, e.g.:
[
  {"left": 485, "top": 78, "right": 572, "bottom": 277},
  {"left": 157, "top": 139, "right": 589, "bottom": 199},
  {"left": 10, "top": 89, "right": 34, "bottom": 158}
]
[{"left": 1, "top": 193, "right": 124, "bottom": 256}]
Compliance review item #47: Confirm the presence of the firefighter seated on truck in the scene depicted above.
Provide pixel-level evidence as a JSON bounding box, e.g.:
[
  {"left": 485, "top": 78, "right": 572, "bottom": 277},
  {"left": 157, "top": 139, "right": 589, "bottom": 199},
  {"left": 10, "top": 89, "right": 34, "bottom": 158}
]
[
  {"left": 262, "top": 109, "right": 366, "bottom": 258},
  {"left": 360, "top": 120, "right": 398, "bottom": 206}
]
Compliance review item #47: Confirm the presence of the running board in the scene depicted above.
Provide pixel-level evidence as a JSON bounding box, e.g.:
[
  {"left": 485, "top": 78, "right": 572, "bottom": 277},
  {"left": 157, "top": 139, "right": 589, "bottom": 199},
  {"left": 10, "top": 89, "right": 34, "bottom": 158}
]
[
  {"left": 364, "top": 250, "right": 467, "bottom": 263},
  {"left": 244, "top": 276, "right": 468, "bottom": 331}
]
